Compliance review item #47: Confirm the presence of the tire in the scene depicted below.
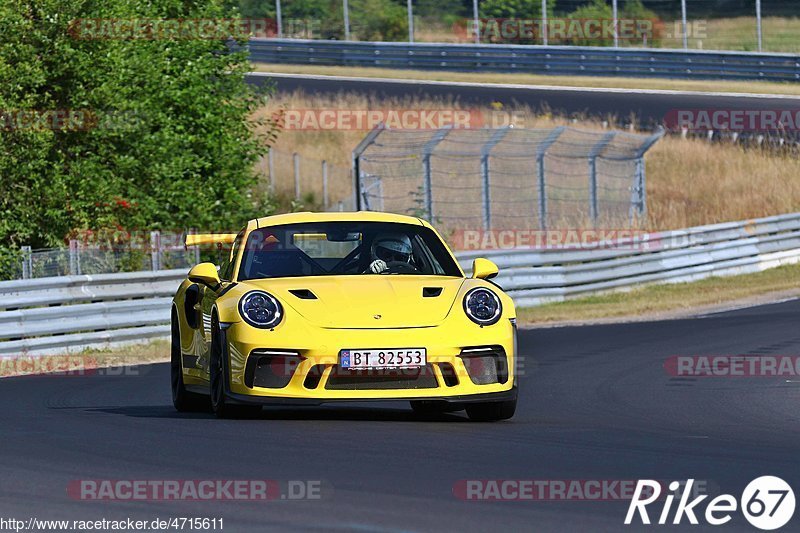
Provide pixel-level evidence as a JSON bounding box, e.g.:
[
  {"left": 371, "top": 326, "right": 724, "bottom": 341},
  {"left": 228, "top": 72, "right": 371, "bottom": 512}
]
[
  {"left": 410, "top": 400, "right": 462, "bottom": 417},
  {"left": 171, "top": 312, "right": 209, "bottom": 412},
  {"left": 465, "top": 398, "right": 517, "bottom": 422},
  {"left": 209, "top": 315, "right": 261, "bottom": 419}
]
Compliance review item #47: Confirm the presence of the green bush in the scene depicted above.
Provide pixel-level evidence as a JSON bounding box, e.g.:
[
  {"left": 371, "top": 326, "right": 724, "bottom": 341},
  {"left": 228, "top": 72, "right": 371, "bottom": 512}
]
[
  {"left": 0, "top": 0, "right": 276, "bottom": 280},
  {"left": 477, "top": 0, "right": 556, "bottom": 44},
  {"left": 351, "top": 0, "right": 409, "bottom": 41},
  {"left": 561, "top": 0, "right": 663, "bottom": 47}
]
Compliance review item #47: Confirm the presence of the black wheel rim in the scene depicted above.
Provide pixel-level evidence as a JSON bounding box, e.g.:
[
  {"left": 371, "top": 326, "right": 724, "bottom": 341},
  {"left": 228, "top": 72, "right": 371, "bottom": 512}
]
[
  {"left": 210, "top": 324, "right": 223, "bottom": 409},
  {"left": 171, "top": 321, "right": 180, "bottom": 401}
]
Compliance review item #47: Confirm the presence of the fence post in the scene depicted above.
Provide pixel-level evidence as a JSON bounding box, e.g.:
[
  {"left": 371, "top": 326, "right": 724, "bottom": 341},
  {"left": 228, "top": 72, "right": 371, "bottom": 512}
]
[
  {"left": 293, "top": 152, "right": 300, "bottom": 200},
  {"left": 755, "top": 0, "right": 762, "bottom": 52},
  {"left": 479, "top": 127, "right": 511, "bottom": 231},
  {"left": 69, "top": 239, "right": 80, "bottom": 276},
  {"left": 267, "top": 150, "right": 275, "bottom": 193},
  {"left": 629, "top": 127, "right": 663, "bottom": 221},
  {"left": 536, "top": 126, "right": 566, "bottom": 231},
  {"left": 587, "top": 131, "right": 616, "bottom": 227},
  {"left": 322, "top": 160, "right": 329, "bottom": 209},
  {"left": 150, "top": 231, "right": 161, "bottom": 271},
  {"left": 421, "top": 126, "right": 451, "bottom": 221},
  {"left": 20, "top": 246, "right": 32, "bottom": 279},
  {"left": 637, "top": 158, "right": 647, "bottom": 218},
  {"left": 188, "top": 228, "right": 201, "bottom": 265},
  {"left": 352, "top": 123, "right": 386, "bottom": 211}
]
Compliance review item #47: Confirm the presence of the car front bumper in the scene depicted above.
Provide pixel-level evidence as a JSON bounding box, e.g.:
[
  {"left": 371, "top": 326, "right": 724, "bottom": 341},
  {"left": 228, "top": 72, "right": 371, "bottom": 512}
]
[{"left": 216, "top": 315, "right": 518, "bottom": 404}]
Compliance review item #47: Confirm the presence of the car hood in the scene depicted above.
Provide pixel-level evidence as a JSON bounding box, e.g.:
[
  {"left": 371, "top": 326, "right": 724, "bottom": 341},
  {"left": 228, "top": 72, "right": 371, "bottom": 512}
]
[{"left": 242, "top": 275, "right": 466, "bottom": 329}]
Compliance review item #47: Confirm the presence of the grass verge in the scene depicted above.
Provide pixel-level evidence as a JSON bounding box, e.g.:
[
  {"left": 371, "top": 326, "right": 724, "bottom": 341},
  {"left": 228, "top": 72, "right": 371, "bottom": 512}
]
[
  {"left": 252, "top": 63, "right": 800, "bottom": 97},
  {"left": 517, "top": 262, "right": 800, "bottom": 326},
  {"left": 0, "top": 340, "right": 169, "bottom": 378}
]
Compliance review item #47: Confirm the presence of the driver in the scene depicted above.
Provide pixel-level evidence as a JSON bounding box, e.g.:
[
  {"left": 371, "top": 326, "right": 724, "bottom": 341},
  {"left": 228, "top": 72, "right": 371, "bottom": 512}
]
[{"left": 367, "top": 233, "right": 413, "bottom": 274}]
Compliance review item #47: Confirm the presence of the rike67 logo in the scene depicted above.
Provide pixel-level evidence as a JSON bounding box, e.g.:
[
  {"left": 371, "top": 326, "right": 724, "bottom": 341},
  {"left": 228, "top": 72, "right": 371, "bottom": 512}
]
[{"left": 625, "top": 477, "right": 795, "bottom": 530}]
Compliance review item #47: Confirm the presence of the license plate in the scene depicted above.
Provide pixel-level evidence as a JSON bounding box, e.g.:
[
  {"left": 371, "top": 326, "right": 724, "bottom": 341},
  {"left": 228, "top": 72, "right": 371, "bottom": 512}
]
[{"left": 339, "top": 348, "right": 426, "bottom": 370}]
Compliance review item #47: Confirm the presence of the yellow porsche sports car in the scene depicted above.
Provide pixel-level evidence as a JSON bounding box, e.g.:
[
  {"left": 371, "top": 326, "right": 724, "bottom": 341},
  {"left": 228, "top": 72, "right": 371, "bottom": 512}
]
[{"left": 171, "top": 211, "right": 517, "bottom": 421}]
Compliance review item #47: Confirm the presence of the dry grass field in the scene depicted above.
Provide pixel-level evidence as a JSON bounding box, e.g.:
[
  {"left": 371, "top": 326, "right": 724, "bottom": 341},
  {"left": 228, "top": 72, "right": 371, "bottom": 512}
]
[
  {"left": 252, "top": 63, "right": 800, "bottom": 97},
  {"left": 256, "top": 91, "right": 800, "bottom": 231}
]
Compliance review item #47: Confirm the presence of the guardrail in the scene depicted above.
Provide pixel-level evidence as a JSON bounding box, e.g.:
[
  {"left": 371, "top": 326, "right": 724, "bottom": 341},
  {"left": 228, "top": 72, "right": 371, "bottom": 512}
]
[
  {"left": 462, "top": 212, "right": 800, "bottom": 306},
  {"left": 248, "top": 39, "right": 800, "bottom": 82},
  {"left": 2, "top": 212, "right": 799, "bottom": 355},
  {"left": 0, "top": 270, "right": 185, "bottom": 355}
]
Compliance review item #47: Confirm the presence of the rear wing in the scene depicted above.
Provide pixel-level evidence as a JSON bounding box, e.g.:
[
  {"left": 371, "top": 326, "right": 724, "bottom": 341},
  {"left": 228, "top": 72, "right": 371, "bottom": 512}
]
[{"left": 185, "top": 233, "right": 237, "bottom": 247}]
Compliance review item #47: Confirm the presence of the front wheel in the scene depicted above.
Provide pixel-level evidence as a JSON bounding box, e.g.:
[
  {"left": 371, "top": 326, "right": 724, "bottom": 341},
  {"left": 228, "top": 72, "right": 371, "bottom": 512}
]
[
  {"left": 171, "top": 313, "right": 209, "bottom": 412},
  {"left": 209, "top": 317, "right": 261, "bottom": 419},
  {"left": 465, "top": 398, "right": 517, "bottom": 422}
]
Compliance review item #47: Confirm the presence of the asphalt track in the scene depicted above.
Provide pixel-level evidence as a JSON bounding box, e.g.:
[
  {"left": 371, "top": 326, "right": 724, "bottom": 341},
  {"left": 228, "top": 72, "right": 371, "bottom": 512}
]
[
  {"left": 245, "top": 72, "right": 800, "bottom": 126},
  {"left": 2, "top": 298, "right": 800, "bottom": 531}
]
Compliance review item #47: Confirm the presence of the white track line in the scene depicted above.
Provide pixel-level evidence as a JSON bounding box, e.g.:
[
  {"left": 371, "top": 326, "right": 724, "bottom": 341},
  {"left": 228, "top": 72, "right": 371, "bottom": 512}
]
[{"left": 248, "top": 71, "right": 800, "bottom": 100}]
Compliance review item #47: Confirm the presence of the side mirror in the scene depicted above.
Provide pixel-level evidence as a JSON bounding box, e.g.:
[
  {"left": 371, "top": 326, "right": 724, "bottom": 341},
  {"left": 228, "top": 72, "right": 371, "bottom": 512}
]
[
  {"left": 471, "top": 258, "right": 499, "bottom": 280},
  {"left": 188, "top": 262, "right": 221, "bottom": 289}
]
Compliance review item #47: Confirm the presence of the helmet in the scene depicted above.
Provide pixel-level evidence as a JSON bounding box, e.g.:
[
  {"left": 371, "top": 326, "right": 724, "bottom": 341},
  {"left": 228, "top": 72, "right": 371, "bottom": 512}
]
[{"left": 371, "top": 233, "right": 412, "bottom": 263}]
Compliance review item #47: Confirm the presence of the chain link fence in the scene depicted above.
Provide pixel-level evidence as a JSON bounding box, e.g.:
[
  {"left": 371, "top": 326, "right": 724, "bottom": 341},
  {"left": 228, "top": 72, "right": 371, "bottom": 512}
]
[
  {"left": 257, "top": 149, "right": 355, "bottom": 211},
  {"left": 354, "top": 125, "right": 663, "bottom": 232},
  {"left": 18, "top": 232, "right": 200, "bottom": 280},
  {"left": 243, "top": 0, "right": 800, "bottom": 53}
]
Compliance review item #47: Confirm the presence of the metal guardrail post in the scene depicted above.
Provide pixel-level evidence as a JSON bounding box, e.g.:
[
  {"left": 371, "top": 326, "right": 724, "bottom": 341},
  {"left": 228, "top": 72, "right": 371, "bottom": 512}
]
[
  {"left": 20, "top": 246, "right": 32, "bottom": 280},
  {"left": 69, "top": 240, "right": 80, "bottom": 276},
  {"left": 421, "top": 126, "right": 451, "bottom": 221},
  {"left": 352, "top": 123, "right": 385, "bottom": 211},
  {"left": 536, "top": 126, "right": 566, "bottom": 231},
  {"left": 480, "top": 126, "right": 511, "bottom": 230},
  {"left": 588, "top": 132, "right": 616, "bottom": 226},
  {"left": 150, "top": 231, "right": 162, "bottom": 271}
]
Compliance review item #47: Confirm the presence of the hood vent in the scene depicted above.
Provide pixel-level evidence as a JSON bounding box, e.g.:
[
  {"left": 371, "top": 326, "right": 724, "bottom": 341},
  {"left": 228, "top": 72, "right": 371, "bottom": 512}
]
[
  {"left": 422, "top": 287, "right": 443, "bottom": 297},
  {"left": 289, "top": 289, "right": 318, "bottom": 300}
]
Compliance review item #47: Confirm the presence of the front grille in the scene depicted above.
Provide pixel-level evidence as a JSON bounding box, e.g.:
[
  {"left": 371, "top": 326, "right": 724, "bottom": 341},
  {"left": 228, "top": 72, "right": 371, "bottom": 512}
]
[{"left": 325, "top": 365, "right": 438, "bottom": 390}]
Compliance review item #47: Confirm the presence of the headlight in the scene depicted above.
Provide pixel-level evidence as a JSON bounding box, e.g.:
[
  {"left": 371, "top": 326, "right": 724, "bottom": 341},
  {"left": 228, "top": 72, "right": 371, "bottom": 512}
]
[
  {"left": 463, "top": 287, "right": 502, "bottom": 326},
  {"left": 239, "top": 291, "right": 283, "bottom": 329}
]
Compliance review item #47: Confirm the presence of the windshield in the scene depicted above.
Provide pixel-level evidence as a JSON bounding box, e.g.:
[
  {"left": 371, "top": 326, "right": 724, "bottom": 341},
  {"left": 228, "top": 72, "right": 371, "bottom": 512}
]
[{"left": 238, "top": 222, "right": 462, "bottom": 280}]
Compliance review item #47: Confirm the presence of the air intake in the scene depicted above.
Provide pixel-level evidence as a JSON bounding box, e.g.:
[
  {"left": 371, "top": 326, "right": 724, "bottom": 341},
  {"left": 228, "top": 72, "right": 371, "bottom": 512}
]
[
  {"left": 289, "top": 289, "right": 317, "bottom": 300},
  {"left": 422, "top": 287, "right": 443, "bottom": 297}
]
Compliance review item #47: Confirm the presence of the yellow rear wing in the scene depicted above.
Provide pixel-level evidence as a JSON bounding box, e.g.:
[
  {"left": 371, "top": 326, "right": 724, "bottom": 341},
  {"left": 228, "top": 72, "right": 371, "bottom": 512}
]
[{"left": 185, "top": 233, "right": 237, "bottom": 247}]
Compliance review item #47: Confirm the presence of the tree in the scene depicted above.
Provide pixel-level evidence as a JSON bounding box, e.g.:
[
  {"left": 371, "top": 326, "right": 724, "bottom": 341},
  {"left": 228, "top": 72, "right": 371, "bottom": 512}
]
[{"left": 0, "top": 0, "right": 274, "bottom": 278}]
